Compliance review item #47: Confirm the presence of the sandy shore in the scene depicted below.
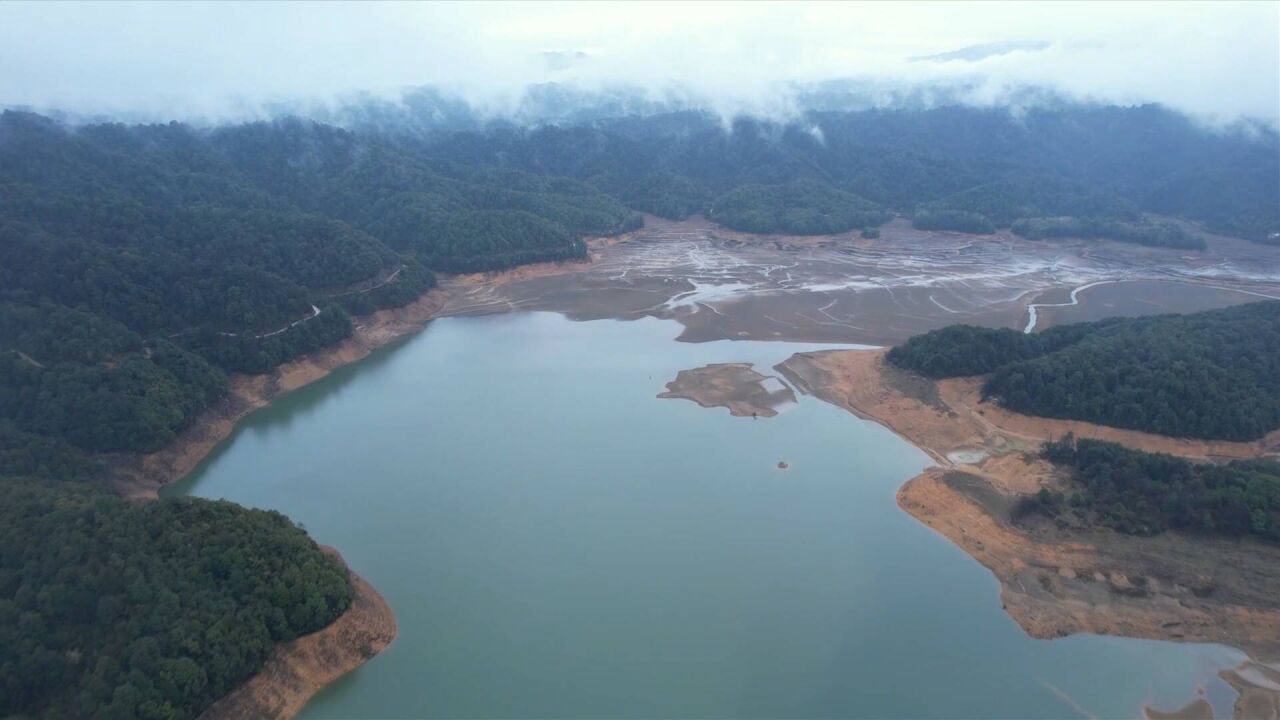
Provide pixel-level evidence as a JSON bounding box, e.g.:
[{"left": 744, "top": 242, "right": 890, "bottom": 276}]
[
  {"left": 108, "top": 222, "right": 651, "bottom": 501},
  {"left": 780, "top": 347, "right": 1280, "bottom": 716},
  {"left": 102, "top": 289, "right": 452, "bottom": 719},
  {"left": 105, "top": 231, "right": 642, "bottom": 717},
  {"left": 108, "top": 289, "right": 449, "bottom": 499},
  {"left": 779, "top": 348, "right": 1280, "bottom": 658},
  {"left": 198, "top": 547, "right": 397, "bottom": 720},
  {"left": 103, "top": 231, "right": 647, "bottom": 717}
]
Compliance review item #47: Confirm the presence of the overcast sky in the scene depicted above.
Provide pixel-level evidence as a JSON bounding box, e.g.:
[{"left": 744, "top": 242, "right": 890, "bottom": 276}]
[{"left": 1, "top": 1, "right": 1276, "bottom": 124}]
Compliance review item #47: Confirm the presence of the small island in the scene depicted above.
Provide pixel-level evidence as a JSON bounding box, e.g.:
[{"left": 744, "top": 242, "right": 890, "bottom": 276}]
[{"left": 658, "top": 363, "right": 796, "bottom": 417}]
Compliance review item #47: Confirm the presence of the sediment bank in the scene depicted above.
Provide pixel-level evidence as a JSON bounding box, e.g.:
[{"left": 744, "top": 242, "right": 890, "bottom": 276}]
[
  {"left": 105, "top": 288, "right": 447, "bottom": 719},
  {"left": 106, "top": 234, "right": 638, "bottom": 718},
  {"left": 658, "top": 362, "right": 795, "bottom": 417},
  {"left": 197, "top": 548, "right": 397, "bottom": 720},
  {"left": 778, "top": 348, "right": 1280, "bottom": 668},
  {"left": 108, "top": 289, "right": 450, "bottom": 499}
]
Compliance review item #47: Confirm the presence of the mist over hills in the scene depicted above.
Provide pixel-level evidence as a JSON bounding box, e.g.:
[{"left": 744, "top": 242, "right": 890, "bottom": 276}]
[
  {"left": 1, "top": 4, "right": 1277, "bottom": 718},
  {"left": 1, "top": 84, "right": 1277, "bottom": 463},
  {"left": 285, "top": 84, "right": 1278, "bottom": 242}
]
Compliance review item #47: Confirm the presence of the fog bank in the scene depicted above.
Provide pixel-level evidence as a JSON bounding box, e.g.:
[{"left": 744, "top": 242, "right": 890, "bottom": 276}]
[{"left": 1, "top": 1, "right": 1276, "bottom": 127}]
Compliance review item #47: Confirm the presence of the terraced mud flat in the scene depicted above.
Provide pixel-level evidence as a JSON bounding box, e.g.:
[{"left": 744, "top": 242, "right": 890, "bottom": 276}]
[{"left": 438, "top": 217, "right": 1280, "bottom": 346}]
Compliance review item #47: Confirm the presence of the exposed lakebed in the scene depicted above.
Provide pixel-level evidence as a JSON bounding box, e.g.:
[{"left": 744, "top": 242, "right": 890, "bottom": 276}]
[{"left": 168, "top": 311, "right": 1249, "bottom": 719}]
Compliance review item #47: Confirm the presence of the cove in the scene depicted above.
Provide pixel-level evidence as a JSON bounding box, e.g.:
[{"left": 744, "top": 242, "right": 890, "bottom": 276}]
[{"left": 166, "top": 311, "right": 1245, "bottom": 719}]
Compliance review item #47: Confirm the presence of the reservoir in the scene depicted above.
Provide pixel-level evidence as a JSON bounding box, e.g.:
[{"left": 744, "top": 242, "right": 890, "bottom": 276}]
[{"left": 167, "top": 311, "right": 1245, "bottom": 718}]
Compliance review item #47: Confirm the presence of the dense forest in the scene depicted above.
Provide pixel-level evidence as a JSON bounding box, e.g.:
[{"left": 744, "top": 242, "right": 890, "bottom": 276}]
[
  {"left": 707, "top": 179, "right": 890, "bottom": 235},
  {"left": 0, "top": 110, "right": 1274, "bottom": 476},
  {"left": 0, "top": 109, "right": 650, "bottom": 460},
  {"left": 419, "top": 102, "right": 1279, "bottom": 243},
  {"left": 1022, "top": 437, "right": 1280, "bottom": 541},
  {"left": 1011, "top": 216, "right": 1202, "bottom": 249},
  {"left": 0, "top": 479, "right": 352, "bottom": 719},
  {"left": 2, "top": 95, "right": 1278, "bottom": 718},
  {"left": 0, "top": 109, "right": 650, "bottom": 719},
  {"left": 887, "top": 302, "right": 1280, "bottom": 441}
]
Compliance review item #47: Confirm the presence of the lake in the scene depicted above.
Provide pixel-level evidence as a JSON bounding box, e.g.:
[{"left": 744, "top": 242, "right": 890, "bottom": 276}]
[{"left": 167, "top": 311, "right": 1244, "bottom": 718}]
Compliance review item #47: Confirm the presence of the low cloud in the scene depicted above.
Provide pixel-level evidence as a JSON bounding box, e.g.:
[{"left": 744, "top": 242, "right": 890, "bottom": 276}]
[
  {"left": 911, "top": 41, "right": 1051, "bottom": 64},
  {"left": 541, "top": 50, "right": 590, "bottom": 72},
  {"left": 0, "top": 1, "right": 1275, "bottom": 127}
]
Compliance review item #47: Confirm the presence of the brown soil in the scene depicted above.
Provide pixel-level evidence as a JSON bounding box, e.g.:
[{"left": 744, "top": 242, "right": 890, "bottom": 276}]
[
  {"left": 658, "top": 362, "right": 795, "bottom": 417},
  {"left": 1218, "top": 661, "right": 1280, "bottom": 720},
  {"left": 779, "top": 348, "right": 1280, "bottom": 674},
  {"left": 938, "top": 377, "right": 1280, "bottom": 462},
  {"left": 1146, "top": 697, "right": 1215, "bottom": 720},
  {"left": 900, "top": 469, "right": 1280, "bottom": 659},
  {"left": 777, "top": 349, "right": 978, "bottom": 465},
  {"left": 198, "top": 547, "right": 396, "bottom": 720},
  {"left": 778, "top": 348, "right": 1279, "bottom": 464}
]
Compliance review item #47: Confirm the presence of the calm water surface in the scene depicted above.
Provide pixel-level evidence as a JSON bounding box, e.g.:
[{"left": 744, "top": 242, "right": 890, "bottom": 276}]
[{"left": 167, "top": 312, "right": 1244, "bottom": 718}]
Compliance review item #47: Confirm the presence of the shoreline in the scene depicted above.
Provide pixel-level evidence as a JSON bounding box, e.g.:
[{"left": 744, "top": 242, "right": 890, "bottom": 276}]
[
  {"left": 89, "top": 223, "right": 1279, "bottom": 718},
  {"left": 104, "top": 289, "right": 448, "bottom": 717},
  {"left": 101, "top": 232, "right": 638, "bottom": 719},
  {"left": 773, "top": 345, "right": 1280, "bottom": 712},
  {"left": 108, "top": 287, "right": 451, "bottom": 499},
  {"left": 107, "top": 227, "right": 640, "bottom": 500},
  {"left": 197, "top": 547, "right": 397, "bottom": 720},
  {"left": 778, "top": 348, "right": 1280, "bottom": 714},
  {"left": 658, "top": 362, "right": 796, "bottom": 418}
]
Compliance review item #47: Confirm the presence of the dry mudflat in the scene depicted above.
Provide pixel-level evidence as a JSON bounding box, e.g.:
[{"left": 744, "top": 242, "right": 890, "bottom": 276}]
[
  {"left": 441, "top": 216, "right": 1280, "bottom": 346},
  {"left": 658, "top": 362, "right": 795, "bottom": 417}
]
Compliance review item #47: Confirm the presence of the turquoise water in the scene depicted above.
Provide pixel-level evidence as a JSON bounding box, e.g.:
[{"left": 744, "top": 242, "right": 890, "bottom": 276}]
[{"left": 168, "top": 312, "right": 1244, "bottom": 718}]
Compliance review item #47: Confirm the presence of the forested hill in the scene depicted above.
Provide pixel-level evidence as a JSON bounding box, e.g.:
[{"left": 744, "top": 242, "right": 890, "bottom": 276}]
[
  {"left": 421, "top": 104, "right": 1279, "bottom": 244},
  {"left": 0, "top": 112, "right": 649, "bottom": 718},
  {"left": 886, "top": 301, "right": 1280, "bottom": 441},
  {"left": 0, "top": 110, "right": 642, "bottom": 462},
  {"left": 0, "top": 478, "right": 354, "bottom": 720},
  {"left": 0, "top": 97, "right": 1276, "bottom": 719},
  {"left": 1025, "top": 437, "right": 1280, "bottom": 541},
  {"left": 2, "top": 102, "right": 1277, "bottom": 464}
]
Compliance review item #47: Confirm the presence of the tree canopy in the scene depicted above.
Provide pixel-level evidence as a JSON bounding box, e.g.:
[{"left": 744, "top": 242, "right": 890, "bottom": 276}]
[
  {"left": 887, "top": 302, "right": 1280, "bottom": 441},
  {"left": 0, "top": 479, "right": 352, "bottom": 720},
  {"left": 708, "top": 179, "right": 890, "bottom": 235},
  {"left": 1027, "top": 437, "right": 1280, "bottom": 541}
]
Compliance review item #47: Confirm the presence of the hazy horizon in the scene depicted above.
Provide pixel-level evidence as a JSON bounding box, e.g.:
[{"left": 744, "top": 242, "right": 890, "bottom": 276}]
[{"left": 1, "top": 1, "right": 1277, "bottom": 127}]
